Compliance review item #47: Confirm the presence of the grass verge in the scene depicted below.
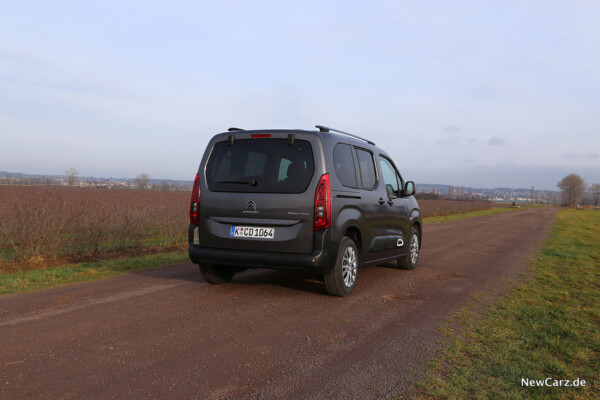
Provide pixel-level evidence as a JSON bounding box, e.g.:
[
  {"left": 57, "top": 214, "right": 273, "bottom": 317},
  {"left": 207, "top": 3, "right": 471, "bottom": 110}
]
[
  {"left": 415, "top": 209, "right": 600, "bottom": 399},
  {"left": 0, "top": 251, "right": 188, "bottom": 296}
]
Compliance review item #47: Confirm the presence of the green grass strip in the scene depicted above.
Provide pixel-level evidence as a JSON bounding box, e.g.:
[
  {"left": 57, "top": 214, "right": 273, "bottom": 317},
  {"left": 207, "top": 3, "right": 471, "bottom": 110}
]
[
  {"left": 416, "top": 209, "right": 600, "bottom": 399},
  {"left": 424, "top": 206, "right": 521, "bottom": 223},
  {"left": 0, "top": 251, "right": 188, "bottom": 296}
]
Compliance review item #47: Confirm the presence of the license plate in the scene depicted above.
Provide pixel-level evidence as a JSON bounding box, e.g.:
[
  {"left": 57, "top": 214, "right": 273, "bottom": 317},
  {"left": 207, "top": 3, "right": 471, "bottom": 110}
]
[{"left": 229, "top": 226, "right": 275, "bottom": 239}]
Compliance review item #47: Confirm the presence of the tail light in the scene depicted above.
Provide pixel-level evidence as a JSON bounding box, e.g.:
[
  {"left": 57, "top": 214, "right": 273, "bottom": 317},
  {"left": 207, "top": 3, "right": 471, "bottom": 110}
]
[
  {"left": 190, "top": 173, "right": 200, "bottom": 225},
  {"left": 314, "top": 173, "right": 331, "bottom": 231}
]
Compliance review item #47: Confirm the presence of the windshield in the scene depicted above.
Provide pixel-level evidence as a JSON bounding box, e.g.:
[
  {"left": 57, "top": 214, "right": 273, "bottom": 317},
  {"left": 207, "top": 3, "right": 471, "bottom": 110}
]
[{"left": 206, "top": 139, "right": 315, "bottom": 193}]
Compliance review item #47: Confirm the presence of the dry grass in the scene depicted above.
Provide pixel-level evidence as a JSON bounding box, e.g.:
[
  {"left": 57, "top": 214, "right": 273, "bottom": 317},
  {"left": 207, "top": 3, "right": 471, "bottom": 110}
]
[{"left": 0, "top": 186, "right": 189, "bottom": 270}]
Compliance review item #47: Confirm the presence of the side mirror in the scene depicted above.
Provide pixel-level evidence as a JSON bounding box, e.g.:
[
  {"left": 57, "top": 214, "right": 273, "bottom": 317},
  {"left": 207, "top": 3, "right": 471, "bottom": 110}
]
[{"left": 404, "top": 181, "right": 415, "bottom": 197}]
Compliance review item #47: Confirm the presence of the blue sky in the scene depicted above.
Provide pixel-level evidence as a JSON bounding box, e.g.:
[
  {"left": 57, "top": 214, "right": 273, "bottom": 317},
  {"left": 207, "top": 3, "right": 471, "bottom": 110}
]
[{"left": 1, "top": 1, "right": 599, "bottom": 190}]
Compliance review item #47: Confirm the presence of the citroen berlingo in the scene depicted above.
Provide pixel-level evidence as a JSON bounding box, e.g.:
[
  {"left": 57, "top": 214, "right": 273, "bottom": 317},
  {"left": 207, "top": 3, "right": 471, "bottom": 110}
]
[{"left": 188, "top": 125, "right": 422, "bottom": 296}]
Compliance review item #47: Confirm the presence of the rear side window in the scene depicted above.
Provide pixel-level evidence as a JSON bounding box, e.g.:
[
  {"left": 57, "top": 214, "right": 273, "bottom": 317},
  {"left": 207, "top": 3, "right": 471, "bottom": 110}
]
[
  {"left": 206, "top": 139, "right": 314, "bottom": 193},
  {"left": 333, "top": 143, "right": 357, "bottom": 188},
  {"left": 355, "top": 149, "right": 377, "bottom": 189}
]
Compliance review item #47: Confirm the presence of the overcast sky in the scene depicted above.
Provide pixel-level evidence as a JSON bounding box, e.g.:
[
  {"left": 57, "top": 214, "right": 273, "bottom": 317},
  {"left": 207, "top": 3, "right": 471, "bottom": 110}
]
[{"left": 1, "top": 1, "right": 599, "bottom": 190}]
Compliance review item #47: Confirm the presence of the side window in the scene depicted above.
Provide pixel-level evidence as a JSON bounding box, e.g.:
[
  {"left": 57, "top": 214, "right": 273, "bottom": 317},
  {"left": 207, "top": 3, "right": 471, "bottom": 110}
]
[
  {"left": 378, "top": 156, "right": 400, "bottom": 198},
  {"left": 333, "top": 143, "right": 357, "bottom": 188},
  {"left": 355, "top": 149, "right": 377, "bottom": 189}
]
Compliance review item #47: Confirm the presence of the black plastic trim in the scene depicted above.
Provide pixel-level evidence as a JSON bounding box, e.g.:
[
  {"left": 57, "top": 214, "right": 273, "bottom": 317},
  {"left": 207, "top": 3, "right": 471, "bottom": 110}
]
[{"left": 188, "top": 227, "right": 336, "bottom": 274}]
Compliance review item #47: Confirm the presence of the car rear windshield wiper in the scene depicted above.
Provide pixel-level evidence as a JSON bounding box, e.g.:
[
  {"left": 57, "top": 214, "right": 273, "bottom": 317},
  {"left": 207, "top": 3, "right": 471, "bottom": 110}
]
[{"left": 216, "top": 180, "right": 258, "bottom": 186}]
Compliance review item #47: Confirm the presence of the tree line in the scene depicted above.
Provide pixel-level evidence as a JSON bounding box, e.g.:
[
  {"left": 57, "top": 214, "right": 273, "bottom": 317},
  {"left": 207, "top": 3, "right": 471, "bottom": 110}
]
[{"left": 0, "top": 168, "right": 191, "bottom": 191}]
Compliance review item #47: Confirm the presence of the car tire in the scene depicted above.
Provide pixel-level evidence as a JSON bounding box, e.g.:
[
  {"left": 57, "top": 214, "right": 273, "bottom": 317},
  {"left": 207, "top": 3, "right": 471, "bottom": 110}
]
[
  {"left": 397, "top": 226, "right": 420, "bottom": 270},
  {"left": 324, "top": 237, "right": 359, "bottom": 296},
  {"left": 199, "top": 264, "right": 236, "bottom": 284}
]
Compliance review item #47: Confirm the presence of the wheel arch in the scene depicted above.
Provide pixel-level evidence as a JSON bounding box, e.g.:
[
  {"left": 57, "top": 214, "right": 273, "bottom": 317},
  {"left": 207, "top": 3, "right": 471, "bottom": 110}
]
[
  {"left": 411, "top": 220, "right": 422, "bottom": 248},
  {"left": 343, "top": 225, "right": 362, "bottom": 262}
]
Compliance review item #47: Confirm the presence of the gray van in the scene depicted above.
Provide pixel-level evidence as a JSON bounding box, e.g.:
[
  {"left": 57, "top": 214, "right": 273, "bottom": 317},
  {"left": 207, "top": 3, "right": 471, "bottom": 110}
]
[{"left": 189, "top": 125, "right": 422, "bottom": 296}]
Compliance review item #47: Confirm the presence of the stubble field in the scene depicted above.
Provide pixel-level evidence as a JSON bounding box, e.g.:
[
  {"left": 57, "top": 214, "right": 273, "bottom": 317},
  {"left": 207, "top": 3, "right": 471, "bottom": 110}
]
[
  {"left": 0, "top": 186, "right": 188, "bottom": 271},
  {"left": 0, "top": 185, "right": 499, "bottom": 272}
]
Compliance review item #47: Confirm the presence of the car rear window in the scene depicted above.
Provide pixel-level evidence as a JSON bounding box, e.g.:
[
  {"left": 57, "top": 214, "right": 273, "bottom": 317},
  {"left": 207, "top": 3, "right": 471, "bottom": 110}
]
[{"left": 206, "top": 139, "right": 315, "bottom": 193}]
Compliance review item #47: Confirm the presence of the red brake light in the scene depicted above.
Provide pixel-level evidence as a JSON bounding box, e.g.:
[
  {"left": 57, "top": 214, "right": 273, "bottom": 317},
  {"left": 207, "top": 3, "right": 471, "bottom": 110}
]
[
  {"left": 314, "top": 173, "right": 331, "bottom": 231},
  {"left": 251, "top": 134, "right": 271, "bottom": 138},
  {"left": 190, "top": 173, "right": 200, "bottom": 225}
]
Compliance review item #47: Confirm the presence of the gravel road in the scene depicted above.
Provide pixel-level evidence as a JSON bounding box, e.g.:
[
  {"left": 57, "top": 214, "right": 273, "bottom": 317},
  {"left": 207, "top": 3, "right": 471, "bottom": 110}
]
[{"left": 0, "top": 208, "right": 557, "bottom": 399}]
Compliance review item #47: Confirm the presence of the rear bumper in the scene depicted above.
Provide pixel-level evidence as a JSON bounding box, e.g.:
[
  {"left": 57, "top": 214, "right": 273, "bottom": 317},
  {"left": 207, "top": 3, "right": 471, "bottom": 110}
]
[{"left": 188, "top": 227, "right": 335, "bottom": 274}]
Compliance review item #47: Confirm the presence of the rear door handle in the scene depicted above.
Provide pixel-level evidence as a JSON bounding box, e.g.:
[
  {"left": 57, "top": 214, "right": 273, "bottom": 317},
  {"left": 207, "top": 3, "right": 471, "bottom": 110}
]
[
  {"left": 388, "top": 200, "right": 394, "bottom": 206},
  {"left": 378, "top": 198, "right": 386, "bottom": 205}
]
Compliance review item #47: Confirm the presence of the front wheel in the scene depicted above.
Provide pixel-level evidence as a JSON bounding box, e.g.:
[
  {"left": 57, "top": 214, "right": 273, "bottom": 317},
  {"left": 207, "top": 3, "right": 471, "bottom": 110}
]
[
  {"left": 324, "top": 237, "right": 359, "bottom": 296},
  {"left": 199, "top": 264, "right": 236, "bottom": 284},
  {"left": 397, "top": 227, "right": 420, "bottom": 270}
]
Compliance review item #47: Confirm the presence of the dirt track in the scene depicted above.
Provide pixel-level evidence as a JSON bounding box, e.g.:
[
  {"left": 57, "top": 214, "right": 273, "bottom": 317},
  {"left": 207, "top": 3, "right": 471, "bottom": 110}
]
[{"left": 0, "top": 208, "right": 556, "bottom": 399}]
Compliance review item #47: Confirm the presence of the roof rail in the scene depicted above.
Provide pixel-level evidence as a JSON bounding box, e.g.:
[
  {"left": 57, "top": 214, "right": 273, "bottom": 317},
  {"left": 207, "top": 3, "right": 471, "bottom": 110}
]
[
  {"left": 315, "top": 125, "right": 375, "bottom": 145},
  {"left": 228, "top": 127, "right": 244, "bottom": 131}
]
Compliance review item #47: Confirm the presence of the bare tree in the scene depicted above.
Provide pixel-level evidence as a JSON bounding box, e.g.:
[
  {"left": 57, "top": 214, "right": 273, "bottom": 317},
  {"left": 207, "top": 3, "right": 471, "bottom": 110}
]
[
  {"left": 447, "top": 185, "right": 454, "bottom": 200},
  {"left": 135, "top": 173, "right": 150, "bottom": 190},
  {"left": 557, "top": 174, "right": 586, "bottom": 206},
  {"left": 159, "top": 180, "right": 172, "bottom": 191},
  {"left": 65, "top": 167, "right": 79, "bottom": 187},
  {"left": 590, "top": 183, "right": 600, "bottom": 206},
  {"left": 467, "top": 187, "right": 473, "bottom": 201}
]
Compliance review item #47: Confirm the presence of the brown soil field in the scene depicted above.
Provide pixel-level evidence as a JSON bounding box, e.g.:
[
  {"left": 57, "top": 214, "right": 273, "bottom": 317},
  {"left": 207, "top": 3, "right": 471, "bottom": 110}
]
[
  {"left": 0, "top": 185, "right": 501, "bottom": 270},
  {"left": 0, "top": 186, "right": 189, "bottom": 268},
  {"left": 418, "top": 199, "right": 503, "bottom": 217}
]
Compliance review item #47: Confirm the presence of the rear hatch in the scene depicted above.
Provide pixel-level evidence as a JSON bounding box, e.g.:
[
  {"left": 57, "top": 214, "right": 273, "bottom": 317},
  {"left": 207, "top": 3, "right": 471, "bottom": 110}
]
[{"left": 198, "top": 133, "right": 317, "bottom": 254}]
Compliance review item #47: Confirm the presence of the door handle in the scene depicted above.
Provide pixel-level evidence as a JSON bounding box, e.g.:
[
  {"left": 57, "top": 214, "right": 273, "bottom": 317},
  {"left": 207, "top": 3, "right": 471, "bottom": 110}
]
[
  {"left": 387, "top": 200, "right": 394, "bottom": 206},
  {"left": 378, "top": 198, "right": 386, "bottom": 205}
]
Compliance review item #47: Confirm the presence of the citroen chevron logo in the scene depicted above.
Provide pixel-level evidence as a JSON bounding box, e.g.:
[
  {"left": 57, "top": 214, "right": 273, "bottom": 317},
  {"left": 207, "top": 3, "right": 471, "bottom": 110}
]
[{"left": 245, "top": 201, "right": 257, "bottom": 210}]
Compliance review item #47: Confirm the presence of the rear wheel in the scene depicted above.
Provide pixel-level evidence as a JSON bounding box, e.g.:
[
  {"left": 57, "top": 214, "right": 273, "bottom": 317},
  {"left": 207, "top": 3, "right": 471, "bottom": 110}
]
[
  {"left": 199, "top": 264, "right": 236, "bottom": 284},
  {"left": 397, "top": 226, "right": 420, "bottom": 270},
  {"left": 324, "top": 237, "right": 358, "bottom": 296}
]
